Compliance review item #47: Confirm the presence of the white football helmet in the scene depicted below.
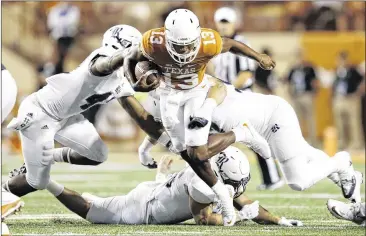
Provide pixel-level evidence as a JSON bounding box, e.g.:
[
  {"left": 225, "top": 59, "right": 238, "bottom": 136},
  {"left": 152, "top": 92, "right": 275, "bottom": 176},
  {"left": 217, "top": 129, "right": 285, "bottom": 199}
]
[
  {"left": 211, "top": 146, "right": 251, "bottom": 198},
  {"left": 102, "top": 25, "right": 142, "bottom": 52},
  {"left": 164, "top": 9, "right": 201, "bottom": 64}
]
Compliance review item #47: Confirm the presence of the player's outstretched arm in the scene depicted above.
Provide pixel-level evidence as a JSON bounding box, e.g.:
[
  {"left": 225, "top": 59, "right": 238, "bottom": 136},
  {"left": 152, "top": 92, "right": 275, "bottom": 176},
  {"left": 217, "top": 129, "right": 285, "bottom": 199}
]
[
  {"left": 90, "top": 49, "right": 130, "bottom": 76},
  {"left": 234, "top": 193, "right": 303, "bottom": 226},
  {"left": 123, "top": 45, "right": 146, "bottom": 84},
  {"left": 118, "top": 96, "right": 164, "bottom": 140},
  {"left": 221, "top": 37, "right": 276, "bottom": 70}
]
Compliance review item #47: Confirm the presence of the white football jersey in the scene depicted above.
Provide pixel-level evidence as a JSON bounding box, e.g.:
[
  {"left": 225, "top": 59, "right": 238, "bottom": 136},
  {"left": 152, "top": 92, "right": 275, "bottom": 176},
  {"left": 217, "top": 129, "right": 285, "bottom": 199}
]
[
  {"left": 35, "top": 47, "right": 134, "bottom": 119},
  {"left": 212, "top": 85, "right": 282, "bottom": 139},
  {"left": 149, "top": 167, "right": 215, "bottom": 224}
]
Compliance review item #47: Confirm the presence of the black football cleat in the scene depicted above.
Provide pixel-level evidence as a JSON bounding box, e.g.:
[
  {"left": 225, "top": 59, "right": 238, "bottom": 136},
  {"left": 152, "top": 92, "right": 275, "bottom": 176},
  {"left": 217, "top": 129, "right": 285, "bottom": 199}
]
[
  {"left": 188, "top": 116, "right": 208, "bottom": 129},
  {"left": 9, "top": 163, "right": 27, "bottom": 178}
]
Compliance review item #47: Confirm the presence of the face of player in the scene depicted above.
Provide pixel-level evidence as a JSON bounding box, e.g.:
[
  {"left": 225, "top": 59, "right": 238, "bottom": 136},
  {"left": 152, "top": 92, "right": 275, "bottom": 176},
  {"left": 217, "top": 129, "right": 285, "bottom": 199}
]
[
  {"left": 172, "top": 43, "right": 196, "bottom": 55},
  {"left": 215, "top": 21, "right": 236, "bottom": 37}
]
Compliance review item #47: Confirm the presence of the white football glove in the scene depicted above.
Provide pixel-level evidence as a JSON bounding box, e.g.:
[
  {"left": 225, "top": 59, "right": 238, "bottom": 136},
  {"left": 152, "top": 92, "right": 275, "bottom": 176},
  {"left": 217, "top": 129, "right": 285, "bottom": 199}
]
[
  {"left": 278, "top": 217, "right": 303, "bottom": 227},
  {"left": 238, "top": 201, "right": 260, "bottom": 220}
]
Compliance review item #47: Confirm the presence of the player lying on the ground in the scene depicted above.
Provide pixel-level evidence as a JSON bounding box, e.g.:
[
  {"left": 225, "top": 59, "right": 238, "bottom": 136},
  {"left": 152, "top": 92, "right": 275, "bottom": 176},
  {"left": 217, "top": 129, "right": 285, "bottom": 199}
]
[
  {"left": 2, "top": 25, "right": 154, "bottom": 198},
  {"left": 126, "top": 79, "right": 362, "bottom": 203},
  {"left": 123, "top": 9, "right": 275, "bottom": 225},
  {"left": 1, "top": 64, "right": 24, "bottom": 221},
  {"left": 43, "top": 146, "right": 302, "bottom": 226},
  {"left": 327, "top": 200, "right": 365, "bottom": 226}
]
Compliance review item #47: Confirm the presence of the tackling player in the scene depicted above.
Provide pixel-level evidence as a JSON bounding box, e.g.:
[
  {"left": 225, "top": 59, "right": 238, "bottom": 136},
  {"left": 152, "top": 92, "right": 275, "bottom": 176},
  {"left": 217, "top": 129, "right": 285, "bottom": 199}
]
[
  {"left": 2, "top": 25, "right": 154, "bottom": 199},
  {"left": 123, "top": 9, "right": 275, "bottom": 225},
  {"left": 42, "top": 146, "right": 302, "bottom": 226},
  {"left": 137, "top": 82, "right": 363, "bottom": 204},
  {"left": 1, "top": 64, "right": 24, "bottom": 220}
]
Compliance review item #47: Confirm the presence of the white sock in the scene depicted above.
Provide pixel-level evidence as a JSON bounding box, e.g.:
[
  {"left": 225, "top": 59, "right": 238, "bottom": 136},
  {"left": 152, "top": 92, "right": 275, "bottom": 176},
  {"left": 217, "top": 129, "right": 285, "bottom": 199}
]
[
  {"left": 308, "top": 146, "right": 342, "bottom": 187},
  {"left": 53, "top": 147, "right": 71, "bottom": 163},
  {"left": 302, "top": 156, "right": 342, "bottom": 189},
  {"left": 46, "top": 180, "right": 64, "bottom": 197}
]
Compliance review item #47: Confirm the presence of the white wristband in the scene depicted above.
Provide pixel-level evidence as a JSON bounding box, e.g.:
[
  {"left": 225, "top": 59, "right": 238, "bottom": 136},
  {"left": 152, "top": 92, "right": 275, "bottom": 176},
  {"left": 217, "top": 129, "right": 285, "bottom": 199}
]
[{"left": 157, "top": 132, "right": 171, "bottom": 148}]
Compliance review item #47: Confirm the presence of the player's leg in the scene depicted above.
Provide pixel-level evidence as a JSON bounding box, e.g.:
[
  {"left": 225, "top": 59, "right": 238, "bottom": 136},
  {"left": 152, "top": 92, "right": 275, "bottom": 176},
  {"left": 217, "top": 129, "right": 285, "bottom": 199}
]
[
  {"left": 1, "top": 69, "right": 17, "bottom": 123},
  {"left": 1, "top": 67, "right": 22, "bottom": 220},
  {"left": 270, "top": 99, "right": 361, "bottom": 201},
  {"left": 4, "top": 96, "right": 59, "bottom": 196},
  {"left": 52, "top": 114, "right": 108, "bottom": 165},
  {"left": 184, "top": 95, "right": 236, "bottom": 226},
  {"left": 47, "top": 180, "right": 90, "bottom": 218}
]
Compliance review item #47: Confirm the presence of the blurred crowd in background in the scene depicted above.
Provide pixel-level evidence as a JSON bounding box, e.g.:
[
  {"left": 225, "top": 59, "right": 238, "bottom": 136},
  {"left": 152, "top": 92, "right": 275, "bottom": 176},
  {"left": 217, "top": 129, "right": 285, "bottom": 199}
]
[{"left": 1, "top": 1, "right": 365, "bottom": 156}]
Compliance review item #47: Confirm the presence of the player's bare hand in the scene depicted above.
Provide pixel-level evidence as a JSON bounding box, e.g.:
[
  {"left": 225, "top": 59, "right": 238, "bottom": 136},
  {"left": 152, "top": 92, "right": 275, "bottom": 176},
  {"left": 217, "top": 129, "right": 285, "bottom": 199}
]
[
  {"left": 258, "top": 54, "right": 276, "bottom": 70},
  {"left": 133, "top": 76, "right": 160, "bottom": 92}
]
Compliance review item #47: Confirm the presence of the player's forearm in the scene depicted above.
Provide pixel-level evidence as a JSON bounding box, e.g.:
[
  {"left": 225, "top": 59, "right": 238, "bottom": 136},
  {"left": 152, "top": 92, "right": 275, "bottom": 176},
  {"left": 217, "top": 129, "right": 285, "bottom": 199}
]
[
  {"left": 234, "top": 196, "right": 280, "bottom": 225},
  {"left": 207, "top": 132, "right": 236, "bottom": 157},
  {"left": 118, "top": 96, "right": 164, "bottom": 140},
  {"left": 223, "top": 38, "right": 261, "bottom": 62},
  {"left": 123, "top": 57, "right": 138, "bottom": 84},
  {"left": 90, "top": 49, "right": 126, "bottom": 76},
  {"left": 252, "top": 205, "right": 280, "bottom": 225}
]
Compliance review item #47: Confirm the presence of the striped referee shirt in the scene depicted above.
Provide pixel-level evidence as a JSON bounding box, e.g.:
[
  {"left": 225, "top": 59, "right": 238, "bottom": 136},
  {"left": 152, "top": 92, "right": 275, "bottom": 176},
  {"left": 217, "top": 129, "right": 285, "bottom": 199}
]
[{"left": 212, "top": 34, "right": 255, "bottom": 90}]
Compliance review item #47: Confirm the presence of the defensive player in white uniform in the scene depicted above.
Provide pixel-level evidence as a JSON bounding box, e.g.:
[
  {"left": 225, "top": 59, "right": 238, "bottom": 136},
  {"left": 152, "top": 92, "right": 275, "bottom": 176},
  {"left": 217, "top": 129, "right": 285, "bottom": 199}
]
[
  {"left": 2, "top": 25, "right": 152, "bottom": 198},
  {"left": 1, "top": 64, "right": 24, "bottom": 221},
  {"left": 139, "top": 83, "right": 363, "bottom": 204},
  {"left": 43, "top": 146, "right": 302, "bottom": 226}
]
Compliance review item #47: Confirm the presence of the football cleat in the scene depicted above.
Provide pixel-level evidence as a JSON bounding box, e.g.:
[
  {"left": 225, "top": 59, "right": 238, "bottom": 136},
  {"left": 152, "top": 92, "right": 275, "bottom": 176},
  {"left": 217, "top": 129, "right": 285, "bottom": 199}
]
[
  {"left": 327, "top": 199, "right": 366, "bottom": 225},
  {"left": 9, "top": 163, "right": 27, "bottom": 178},
  {"left": 188, "top": 116, "right": 209, "bottom": 130},
  {"left": 1, "top": 188, "right": 24, "bottom": 221},
  {"left": 350, "top": 171, "right": 363, "bottom": 203},
  {"left": 335, "top": 152, "right": 357, "bottom": 199}
]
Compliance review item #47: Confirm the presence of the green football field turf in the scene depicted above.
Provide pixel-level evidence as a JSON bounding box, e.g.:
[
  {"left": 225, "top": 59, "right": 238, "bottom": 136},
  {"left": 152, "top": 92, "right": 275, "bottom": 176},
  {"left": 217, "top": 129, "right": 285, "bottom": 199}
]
[{"left": 2, "top": 149, "right": 365, "bottom": 236}]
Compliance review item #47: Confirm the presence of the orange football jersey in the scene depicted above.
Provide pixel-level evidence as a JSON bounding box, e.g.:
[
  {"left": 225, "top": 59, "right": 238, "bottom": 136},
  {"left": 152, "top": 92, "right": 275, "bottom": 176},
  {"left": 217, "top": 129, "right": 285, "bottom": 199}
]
[{"left": 141, "top": 27, "right": 222, "bottom": 90}]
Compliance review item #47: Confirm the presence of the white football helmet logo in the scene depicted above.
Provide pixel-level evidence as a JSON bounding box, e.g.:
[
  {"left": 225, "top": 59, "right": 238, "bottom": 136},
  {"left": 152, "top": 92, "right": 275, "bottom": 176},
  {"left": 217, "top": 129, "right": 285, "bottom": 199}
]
[
  {"left": 164, "top": 9, "right": 201, "bottom": 64},
  {"left": 102, "top": 25, "right": 142, "bottom": 52},
  {"left": 211, "top": 146, "right": 251, "bottom": 198}
]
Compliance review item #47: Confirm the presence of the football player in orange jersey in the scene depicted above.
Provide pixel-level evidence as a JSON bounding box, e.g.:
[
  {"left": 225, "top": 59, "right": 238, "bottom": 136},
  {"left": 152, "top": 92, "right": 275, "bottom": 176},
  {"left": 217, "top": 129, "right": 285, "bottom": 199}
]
[{"left": 123, "top": 9, "right": 275, "bottom": 226}]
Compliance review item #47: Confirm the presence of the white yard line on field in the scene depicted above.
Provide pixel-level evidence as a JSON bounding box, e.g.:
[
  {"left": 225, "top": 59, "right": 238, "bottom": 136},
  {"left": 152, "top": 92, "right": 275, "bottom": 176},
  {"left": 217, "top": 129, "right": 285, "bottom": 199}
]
[{"left": 6, "top": 213, "right": 352, "bottom": 223}]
